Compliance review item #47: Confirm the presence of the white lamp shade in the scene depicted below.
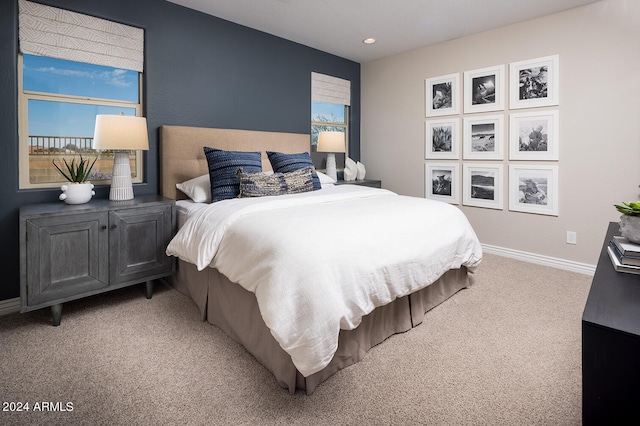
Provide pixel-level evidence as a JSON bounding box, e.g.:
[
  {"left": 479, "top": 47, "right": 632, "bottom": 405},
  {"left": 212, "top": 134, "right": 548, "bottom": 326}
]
[
  {"left": 317, "top": 131, "right": 345, "bottom": 153},
  {"left": 93, "top": 115, "right": 149, "bottom": 151}
]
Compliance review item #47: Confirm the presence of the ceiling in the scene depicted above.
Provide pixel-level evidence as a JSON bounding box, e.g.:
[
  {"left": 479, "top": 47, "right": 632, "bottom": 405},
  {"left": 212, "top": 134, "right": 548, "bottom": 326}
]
[{"left": 166, "top": 0, "right": 600, "bottom": 63}]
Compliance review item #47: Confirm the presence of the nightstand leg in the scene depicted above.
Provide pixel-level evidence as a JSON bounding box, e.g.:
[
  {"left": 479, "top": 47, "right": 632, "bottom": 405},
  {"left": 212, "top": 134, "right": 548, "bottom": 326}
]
[
  {"left": 51, "top": 304, "right": 62, "bottom": 327},
  {"left": 146, "top": 280, "right": 153, "bottom": 299}
]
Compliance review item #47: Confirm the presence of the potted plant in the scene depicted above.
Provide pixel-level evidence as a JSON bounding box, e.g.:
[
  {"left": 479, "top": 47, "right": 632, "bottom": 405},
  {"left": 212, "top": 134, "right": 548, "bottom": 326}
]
[
  {"left": 52, "top": 155, "right": 98, "bottom": 205},
  {"left": 615, "top": 201, "right": 640, "bottom": 244}
]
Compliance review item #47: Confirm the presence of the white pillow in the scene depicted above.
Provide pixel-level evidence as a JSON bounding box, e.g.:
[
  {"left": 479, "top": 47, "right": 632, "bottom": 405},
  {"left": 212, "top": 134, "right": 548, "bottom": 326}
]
[
  {"left": 176, "top": 174, "right": 211, "bottom": 203},
  {"left": 316, "top": 170, "right": 336, "bottom": 186}
]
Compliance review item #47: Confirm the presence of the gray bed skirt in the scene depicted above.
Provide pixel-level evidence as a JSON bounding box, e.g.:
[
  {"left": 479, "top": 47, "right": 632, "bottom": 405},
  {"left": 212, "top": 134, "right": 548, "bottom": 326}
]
[{"left": 168, "top": 259, "right": 472, "bottom": 395}]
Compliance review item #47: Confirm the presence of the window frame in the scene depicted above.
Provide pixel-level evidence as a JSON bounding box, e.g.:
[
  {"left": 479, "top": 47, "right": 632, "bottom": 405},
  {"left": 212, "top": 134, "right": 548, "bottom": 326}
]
[
  {"left": 18, "top": 54, "right": 145, "bottom": 190},
  {"left": 311, "top": 103, "right": 350, "bottom": 157}
]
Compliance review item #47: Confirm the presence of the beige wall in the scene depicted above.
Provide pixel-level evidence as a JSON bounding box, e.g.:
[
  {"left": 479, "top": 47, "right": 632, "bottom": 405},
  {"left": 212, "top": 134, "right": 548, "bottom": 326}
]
[{"left": 361, "top": 0, "right": 640, "bottom": 266}]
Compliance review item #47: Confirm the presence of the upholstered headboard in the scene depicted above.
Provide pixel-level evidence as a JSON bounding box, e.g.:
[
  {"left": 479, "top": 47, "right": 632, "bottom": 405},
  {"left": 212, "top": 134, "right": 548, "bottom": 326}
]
[{"left": 159, "top": 125, "right": 311, "bottom": 200}]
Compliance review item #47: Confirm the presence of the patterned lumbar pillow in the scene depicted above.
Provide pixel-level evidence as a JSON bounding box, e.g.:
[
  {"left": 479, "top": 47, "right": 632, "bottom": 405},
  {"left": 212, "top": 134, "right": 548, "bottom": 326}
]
[
  {"left": 266, "top": 151, "right": 321, "bottom": 190},
  {"left": 282, "top": 167, "right": 314, "bottom": 194},
  {"left": 236, "top": 169, "right": 287, "bottom": 197},
  {"left": 203, "top": 147, "right": 262, "bottom": 202},
  {"left": 236, "top": 167, "right": 314, "bottom": 197}
]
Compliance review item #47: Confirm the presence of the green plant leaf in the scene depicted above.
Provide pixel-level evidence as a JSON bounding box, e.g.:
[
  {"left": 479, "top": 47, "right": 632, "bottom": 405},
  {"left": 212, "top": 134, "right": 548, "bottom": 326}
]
[
  {"left": 52, "top": 155, "right": 98, "bottom": 183},
  {"left": 615, "top": 201, "right": 640, "bottom": 216}
]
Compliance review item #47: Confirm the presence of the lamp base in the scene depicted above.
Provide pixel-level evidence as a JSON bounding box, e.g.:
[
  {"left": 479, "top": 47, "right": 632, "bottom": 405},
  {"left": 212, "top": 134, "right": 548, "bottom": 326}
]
[
  {"left": 109, "top": 150, "right": 134, "bottom": 201},
  {"left": 325, "top": 153, "right": 337, "bottom": 182}
]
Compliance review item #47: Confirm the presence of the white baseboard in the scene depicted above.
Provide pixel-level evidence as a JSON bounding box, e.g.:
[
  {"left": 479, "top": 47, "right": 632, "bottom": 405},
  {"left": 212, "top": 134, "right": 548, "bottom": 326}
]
[
  {"left": 0, "top": 297, "right": 20, "bottom": 316},
  {"left": 482, "top": 244, "right": 596, "bottom": 276}
]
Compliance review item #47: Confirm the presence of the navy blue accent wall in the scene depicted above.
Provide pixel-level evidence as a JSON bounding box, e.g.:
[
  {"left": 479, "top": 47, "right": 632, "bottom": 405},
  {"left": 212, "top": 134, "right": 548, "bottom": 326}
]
[{"left": 0, "top": 0, "right": 360, "bottom": 301}]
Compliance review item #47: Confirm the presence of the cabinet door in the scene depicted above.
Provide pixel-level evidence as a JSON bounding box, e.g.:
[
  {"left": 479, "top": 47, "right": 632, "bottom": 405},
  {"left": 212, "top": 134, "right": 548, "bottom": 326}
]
[
  {"left": 109, "top": 204, "right": 173, "bottom": 286},
  {"left": 25, "top": 212, "right": 109, "bottom": 307}
]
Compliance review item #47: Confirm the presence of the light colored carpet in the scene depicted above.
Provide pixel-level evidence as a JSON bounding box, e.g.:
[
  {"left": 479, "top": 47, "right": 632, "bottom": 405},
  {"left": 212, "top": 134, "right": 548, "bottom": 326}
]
[{"left": 0, "top": 254, "right": 591, "bottom": 425}]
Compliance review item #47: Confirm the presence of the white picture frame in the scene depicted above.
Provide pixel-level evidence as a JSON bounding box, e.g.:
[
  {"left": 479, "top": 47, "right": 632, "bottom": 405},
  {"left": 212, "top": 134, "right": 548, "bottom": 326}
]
[
  {"left": 463, "top": 163, "right": 504, "bottom": 210},
  {"left": 463, "top": 65, "right": 505, "bottom": 114},
  {"left": 463, "top": 114, "right": 504, "bottom": 160},
  {"left": 425, "top": 118, "right": 460, "bottom": 159},
  {"left": 508, "top": 164, "right": 558, "bottom": 216},
  {"left": 509, "top": 110, "right": 559, "bottom": 160},
  {"left": 425, "top": 73, "right": 460, "bottom": 117},
  {"left": 425, "top": 162, "right": 460, "bottom": 204},
  {"left": 509, "top": 55, "right": 559, "bottom": 109}
]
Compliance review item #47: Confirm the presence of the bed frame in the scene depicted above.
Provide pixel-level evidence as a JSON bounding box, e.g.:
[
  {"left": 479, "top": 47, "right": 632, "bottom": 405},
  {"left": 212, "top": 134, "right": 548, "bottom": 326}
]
[{"left": 159, "top": 125, "right": 471, "bottom": 394}]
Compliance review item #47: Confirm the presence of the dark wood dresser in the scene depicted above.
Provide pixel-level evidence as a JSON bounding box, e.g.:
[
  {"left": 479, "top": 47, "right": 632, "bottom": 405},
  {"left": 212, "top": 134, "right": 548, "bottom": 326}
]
[{"left": 582, "top": 222, "right": 640, "bottom": 425}]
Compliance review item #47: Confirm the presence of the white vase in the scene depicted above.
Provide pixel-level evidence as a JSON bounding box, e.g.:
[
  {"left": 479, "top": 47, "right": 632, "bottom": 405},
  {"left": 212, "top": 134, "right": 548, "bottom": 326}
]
[
  {"left": 356, "top": 161, "right": 366, "bottom": 180},
  {"left": 619, "top": 215, "right": 640, "bottom": 244},
  {"left": 343, "top": 167, "right": 356, "bottom": 182},
  {"left": 59, "top": 182, "right": 95, "bottom": 205},
  {"left": 344, "top": 157, "right": 357, "bottom": 181}
]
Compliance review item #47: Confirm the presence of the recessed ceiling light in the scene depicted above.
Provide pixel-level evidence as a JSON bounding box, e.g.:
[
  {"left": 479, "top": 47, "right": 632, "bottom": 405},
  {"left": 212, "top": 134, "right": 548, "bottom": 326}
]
[{"left": 363, "top": 38, "right": 376, "bottom": 44}]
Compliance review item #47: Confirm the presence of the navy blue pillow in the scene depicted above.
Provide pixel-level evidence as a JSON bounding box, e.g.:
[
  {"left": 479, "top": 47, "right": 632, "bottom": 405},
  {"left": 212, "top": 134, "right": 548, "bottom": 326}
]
[
  {"left": 203, "top": 147, "right": 262, "bottom": 202},
  {"left": 266, "top": 151, "right": 321, "bottom": 190}
]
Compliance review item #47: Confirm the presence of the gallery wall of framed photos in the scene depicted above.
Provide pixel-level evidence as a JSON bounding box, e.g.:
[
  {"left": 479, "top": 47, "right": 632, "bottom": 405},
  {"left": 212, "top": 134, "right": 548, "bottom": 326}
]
[{"left": 424, "top": 54, "right": 559, "bottom": 216}]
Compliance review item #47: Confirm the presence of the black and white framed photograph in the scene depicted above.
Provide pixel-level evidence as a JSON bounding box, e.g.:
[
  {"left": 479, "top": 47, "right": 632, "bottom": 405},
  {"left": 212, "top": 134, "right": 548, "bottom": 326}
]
[
  {"left": 463, "top": 163, "right": 503, "bottom": 210},
  {"left": 463, "top": 65, "right": 505, "bottom": 114},
  {"left": 425, "top": 118, "right": 460, "bottom": 159},
  {"left": 425, "top": 162, "right": 459, "bottom": 204},
  {"left": 509, "top": 110, "right": 559, "bottom": 160},
  {"left": 463, "top": 114, "right": 504, "bottom": 160},
  {"left": 425, "top": 73, "right": 460, "bottom": 117},
  {"left": 508, "top": 164, "right": 558, "bottom": 216},
  {"left": 509, "top": 55, "right": 559, "bottom": 109}
]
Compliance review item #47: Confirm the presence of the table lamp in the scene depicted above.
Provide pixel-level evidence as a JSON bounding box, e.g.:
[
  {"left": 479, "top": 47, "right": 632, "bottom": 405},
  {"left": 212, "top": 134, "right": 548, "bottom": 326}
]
[
  {"left": 317, "top": 131, "right": 345, "bottom": 182},
  {"left": 93, "top": 113, "right": 149, "bottom": 201}
]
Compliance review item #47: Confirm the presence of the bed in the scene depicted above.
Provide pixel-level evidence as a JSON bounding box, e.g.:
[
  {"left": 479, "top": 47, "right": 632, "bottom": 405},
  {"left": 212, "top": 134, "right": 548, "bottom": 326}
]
[{"left": 159, "top": 125, "right": 482, "bottom": 394}]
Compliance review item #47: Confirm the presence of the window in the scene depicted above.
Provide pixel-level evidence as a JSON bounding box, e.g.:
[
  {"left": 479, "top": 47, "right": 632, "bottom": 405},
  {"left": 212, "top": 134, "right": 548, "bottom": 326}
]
[
  {"left": 311, "top": 101, "right": 349, "bottom": 148},
  {"left": 311, "top": 72, "right": 351, "bottom": 153},
  {"left": 19, "top": 54, "right": 143, "bottom": 188},
  {"left": 17, "top": 0, "right": 145, "bottom": 189}
]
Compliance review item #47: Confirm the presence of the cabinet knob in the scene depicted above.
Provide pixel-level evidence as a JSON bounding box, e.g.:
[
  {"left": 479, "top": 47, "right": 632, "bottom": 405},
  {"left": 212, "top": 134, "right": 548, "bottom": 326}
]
[
  {"left": 111, "top": 224, "right": 118, "bottom": 230},
  {"left": 101, "top": 225, "right": 107, "bottom": 230}
]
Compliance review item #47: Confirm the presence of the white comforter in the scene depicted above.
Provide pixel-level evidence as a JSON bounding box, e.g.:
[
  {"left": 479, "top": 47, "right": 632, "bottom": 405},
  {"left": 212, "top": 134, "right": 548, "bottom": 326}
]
[{"left": 166, "top": 185, "right": 482, "bottom": 377}]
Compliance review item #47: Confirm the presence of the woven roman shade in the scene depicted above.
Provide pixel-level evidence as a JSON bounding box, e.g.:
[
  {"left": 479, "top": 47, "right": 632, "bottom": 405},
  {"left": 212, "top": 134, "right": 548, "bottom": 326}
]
[
  {"left": 312, "top": 72, "right": 351, "bottom": 106},
  {"left": 18, "top": 0, "right": 144, "bottom": 72}
]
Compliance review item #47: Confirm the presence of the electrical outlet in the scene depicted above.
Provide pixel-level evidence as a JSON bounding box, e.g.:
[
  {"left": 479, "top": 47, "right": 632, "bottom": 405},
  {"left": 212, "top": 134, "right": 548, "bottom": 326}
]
[{"left": 566, "top": 231, "right": 577, "bottom": 245}]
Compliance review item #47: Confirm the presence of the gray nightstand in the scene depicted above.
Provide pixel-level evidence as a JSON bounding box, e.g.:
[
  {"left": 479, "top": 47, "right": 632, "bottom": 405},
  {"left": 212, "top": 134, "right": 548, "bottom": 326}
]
[
  {"left": 335, "top": 179, "right": 381, "bottom": 188},
  {"left": 19, "top": 194, "right": 176, "bottom": 326}
]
